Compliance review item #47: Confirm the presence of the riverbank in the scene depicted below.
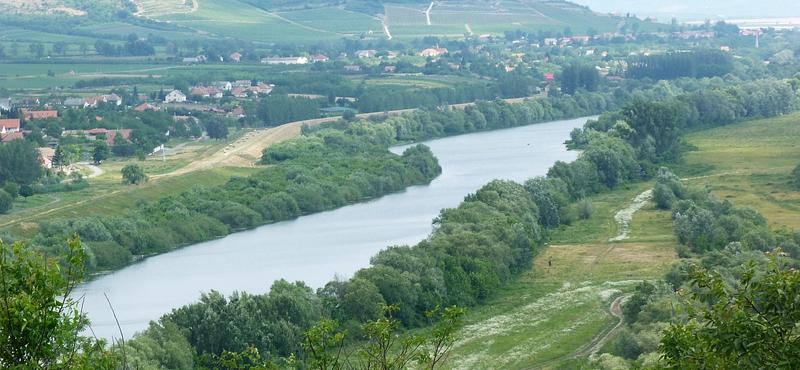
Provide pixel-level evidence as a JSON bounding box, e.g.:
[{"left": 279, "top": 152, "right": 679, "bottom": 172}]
[{"left": 76, "top": 117, "right": 588, "bottom": 340}]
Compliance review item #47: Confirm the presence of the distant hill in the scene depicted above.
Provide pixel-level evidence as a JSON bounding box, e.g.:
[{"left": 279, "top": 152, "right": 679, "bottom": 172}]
[
  {"left": 128, "top": 0, "right": 646, "bottom": 43},
  {"left": 0, "top": 0, "right": 655, "bottom": 45}
]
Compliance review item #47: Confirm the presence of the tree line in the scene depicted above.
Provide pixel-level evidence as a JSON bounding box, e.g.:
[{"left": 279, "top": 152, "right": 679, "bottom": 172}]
[{"left": 627, "top": 49, "right": 734, "bottom": 80}]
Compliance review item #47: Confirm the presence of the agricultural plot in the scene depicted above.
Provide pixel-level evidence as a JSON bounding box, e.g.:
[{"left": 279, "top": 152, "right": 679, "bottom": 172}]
[
  {"left": 152, "top": 0, "right": 341, "bottom": 43},
  {"left": 384, "top": 0, "right": 622, "bottom": 39},
  {"left": 680, "top": 113, "right": 800, "bottom": 229},
  {"left": 133, "top": 0, "right": 196, "bottom": 17},
  {"left": 278, "top": 7, "right": 382, "bottom": 35}
]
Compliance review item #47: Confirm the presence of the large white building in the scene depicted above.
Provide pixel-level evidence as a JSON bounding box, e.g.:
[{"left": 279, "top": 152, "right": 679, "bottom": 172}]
[{"left": 165, "top": 90, "right": 187, "bottom": 103}]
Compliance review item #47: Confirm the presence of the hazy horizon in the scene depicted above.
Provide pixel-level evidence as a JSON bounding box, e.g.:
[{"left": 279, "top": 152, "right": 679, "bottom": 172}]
[{"left": 572, "top": 0, "right": 800, "bottom": 21}]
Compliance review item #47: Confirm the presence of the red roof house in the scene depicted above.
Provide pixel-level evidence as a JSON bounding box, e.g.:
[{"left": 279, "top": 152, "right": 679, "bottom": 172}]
[
  {"left": 0, "top": 119, "right": 21, "bottom": 133},
  {"left": 22, "top": 110, "right": 59, "bottom": 120}
]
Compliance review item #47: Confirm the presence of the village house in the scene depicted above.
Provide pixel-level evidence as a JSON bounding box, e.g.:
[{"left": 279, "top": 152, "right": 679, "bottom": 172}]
[
  {"left": 22, "top": 109, "right": 58, "bottom": 120},
  {"left": 0, "top": 118, "right": 21, "bottom": 134},
  {"left": 261, "top": 56, "right": 309, "bottom": 65},
  {"left": 134, "top": 103, "right": 158, "bottom": 112},
  {"left": 354, "top": 49, "right": 377, "bottom": 58},
  {"left": 231, "top": 88, "right": 249, "bottom": 98},
  {"left": 544, "top": 38, "right": 558, "bottom": 46},
  {"left": 229, "top": 52, "right": 242, "bottom": 62},
  {"left": 248, "top": 83, "right": 273, "bottom": 95},
  {"left": 419, "top": 47, "right": 448, "bottom": 58},
  {"left": 165, "top": 90, "right": 187, "bottom": 103},
  {"left": 38, "top": 147, "right": 55, "bottom": 169},
  {"left": 229, "top": 106, "right": 245, "bottom": 118},
  {"left": 63, "top": 97, "right": 88, "bottom": 108},
  {"left": 383, "top": 65, "right": 397, "bottom": 73},
  {"left": 213, "top": 81, "right": 233, "bottom": 91},
  {"left": 182, "top": 55, "right": 207, "bottom": 64},
  {"left": 572, "top": 35, "right": 591, "bottom": 44},
  {"left": 87, "top": 128, "right": 133, "bottom": 145},
  {"left": 232, "top": 80, "right": 253, "bottom": 89},
  {"left": 343, "top": 65, "right": 362, "bottom": 72},
  {"left": 311, "top": 54, "right": 330, "bottom": 63},
  {"left": 1, "top": 131, "right": 23, "bottom": 144},
  {"left": 102, "top": 94, "right": 123, "bottom": 106},
  {"left": 190, "top": 86, "right": 224, "bottom": 99}
]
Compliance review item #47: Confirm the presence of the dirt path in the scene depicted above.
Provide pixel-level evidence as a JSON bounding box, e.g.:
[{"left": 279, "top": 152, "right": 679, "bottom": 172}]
[
  {"left": 575, "top": 295, "right": 627, "bottom": 357},
  {"left": 609, "top": 189, "right": 653, "bottom": 242}
]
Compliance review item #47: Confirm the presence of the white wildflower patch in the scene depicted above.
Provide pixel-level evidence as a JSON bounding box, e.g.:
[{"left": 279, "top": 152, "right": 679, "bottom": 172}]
[
  {"left": 609, "top": 189, "right": 653, "bottom": 242},
  {"left": 449, "top": 280, "right": 639, "bottom": 369}
]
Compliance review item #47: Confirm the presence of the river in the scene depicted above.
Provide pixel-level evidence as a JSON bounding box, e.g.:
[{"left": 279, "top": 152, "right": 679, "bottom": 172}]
[{"left": 75, "top": 116, "right": 589, "bottom": 341}]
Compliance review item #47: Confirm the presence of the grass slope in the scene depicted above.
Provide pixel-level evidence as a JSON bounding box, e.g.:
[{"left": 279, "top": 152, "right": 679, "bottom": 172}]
[
  {"left": 446, "top": 182, "right": 677, "bottom": 368},
  {"left": 678, "top": 113, "right": 800, "bottom": 229}
]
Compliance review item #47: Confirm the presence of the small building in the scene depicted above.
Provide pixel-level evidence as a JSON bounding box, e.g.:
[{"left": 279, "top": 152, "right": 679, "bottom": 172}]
[
  {"left": 182, "top": 55, "right": 207, "bottom": 64},
  {"left": 165, "top": 90, "right": 187, "bottom": 103},
  {"left": 229, "top": 52, "right": 242, "bottom": 62},
  {"left": 232, "top": 80, "right": 252, "bottom": 88},
  {"left": 102, "top": 94, "right": 123, "bottom": 106},
  {"left": 543, "top": 73, "right": 555, "bottom": 82},
  {"left": 311, "top": 54, "right": 330, "bottom": 63},
  {"left": 355, "top": 49, "right": 377, "bottom": 58},
  {"left": 231, "top": 88, "right": 249, "bottom": 98},
  {"left": 248, "top": 83, "right": 273, "bottom": 95},
  {"left": 63, "top": 98, "right": 88, "bottom": 108},
  {"left": 134, "top": 103, "right": 157, "bottom": 112},
  {"left": 261, "top": 56, "right": 309, "bottom": 65},
  {"left": 22, "top": 110, "right": 58, "bottom": 120},
  {"left": 544, "top": 38, "right": 558, "bottom": 46},
  {"left": 383, "top": 65, "right": 397, "bottom": 73},
  {"left": 0, "top": 118, "right": 21, "bottom": 134},
  {"left": 343, "top": 65, "right": 362, "bottom": 72},
  {"left": 190, "top": 87, "right": 223, "bottom": 99},
  {"left": 1, "top": 131, "right": 24, "bottom": 144},
  {"left": 419, "top": 47, "right": 448, "bottom": 58},
  {"left": 213, "top": 81, "right": 233, "bottom": 91}
]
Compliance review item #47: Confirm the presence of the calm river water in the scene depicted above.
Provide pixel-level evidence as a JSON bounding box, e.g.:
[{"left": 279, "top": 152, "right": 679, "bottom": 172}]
[{"left": 75, "top": 116, "right": 589, "bottom": 340}]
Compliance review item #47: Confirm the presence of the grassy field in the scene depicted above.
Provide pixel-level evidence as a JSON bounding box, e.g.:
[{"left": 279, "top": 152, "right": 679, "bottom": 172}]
[
  {"left": 156, "top": 0, "right": 341, "bottom": 43},
  {"left": 279, "top": 7, "right": 382, "bottom": 35},
  {"left": 0, "top": 132, "right": 260, "bottom": 237},
  {"left": 678, "top": 113, "right": 800, "bottom": 229},
  {"left": 445, "top": 183, "right": 677, "bottom": 369}
]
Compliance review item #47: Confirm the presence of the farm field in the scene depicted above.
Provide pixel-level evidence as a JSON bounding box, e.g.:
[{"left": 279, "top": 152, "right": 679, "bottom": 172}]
[
  {"left": 0, "top": 133, "right": 257, "bottom": 238},
  {"left": 446, "top": 182, "right": 677, "bottom": 368},
  {"left": 678, "top": 113, "right": 800, "bottom": 229},
  {"left": 278, "top": 7, "right": 382, "bottom": 35},
  {"left": 155, "top": 0, "right": 341, "bottom": 43}
]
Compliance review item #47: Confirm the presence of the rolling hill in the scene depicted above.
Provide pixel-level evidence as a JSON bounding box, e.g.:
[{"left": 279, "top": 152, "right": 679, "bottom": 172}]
[{"left": 0, "top": 0, "right": 649, "bottom": 46}]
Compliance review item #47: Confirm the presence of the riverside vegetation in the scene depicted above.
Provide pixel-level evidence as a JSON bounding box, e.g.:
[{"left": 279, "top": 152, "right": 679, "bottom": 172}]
[{"left": 4, "top": 73, "right": 797, "bottom": 369}]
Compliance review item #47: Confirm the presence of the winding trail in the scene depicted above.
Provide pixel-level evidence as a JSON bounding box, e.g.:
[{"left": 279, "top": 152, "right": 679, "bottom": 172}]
[
  {"left": 609, "top": 189, "right": 653, "bottom": 242},
  {"left": 577, "top": 295, "right": 627, "bottom": 357}
]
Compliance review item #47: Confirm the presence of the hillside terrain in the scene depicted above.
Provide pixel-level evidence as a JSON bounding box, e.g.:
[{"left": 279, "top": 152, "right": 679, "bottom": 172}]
[{"left": 0, "top": 0, "right": 642, "bottom": 45}]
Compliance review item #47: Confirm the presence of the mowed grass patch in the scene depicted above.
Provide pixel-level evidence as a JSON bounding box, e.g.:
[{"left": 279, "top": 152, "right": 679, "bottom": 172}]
[{"left": 680, "top": 113, "right": 800, "bottom": 229}]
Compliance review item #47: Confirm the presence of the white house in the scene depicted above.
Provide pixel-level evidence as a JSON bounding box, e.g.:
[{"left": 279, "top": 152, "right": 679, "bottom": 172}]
[
  {"left": 165, "top": 90, "right": 187, "bottom": 103},
  {"left": 261, "top": 56, "right": 309, "bottom": 65}
]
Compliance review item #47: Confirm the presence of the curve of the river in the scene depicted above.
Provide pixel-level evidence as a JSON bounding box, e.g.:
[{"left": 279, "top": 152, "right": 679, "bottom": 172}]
[{"left": 76, "top": 117, "right": 589, "bottom": 340}]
